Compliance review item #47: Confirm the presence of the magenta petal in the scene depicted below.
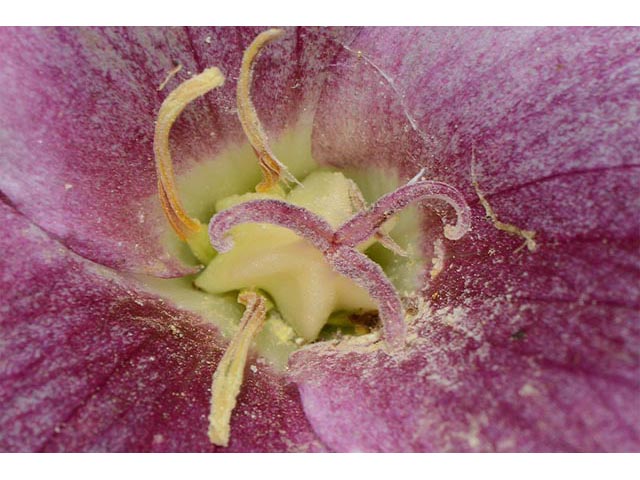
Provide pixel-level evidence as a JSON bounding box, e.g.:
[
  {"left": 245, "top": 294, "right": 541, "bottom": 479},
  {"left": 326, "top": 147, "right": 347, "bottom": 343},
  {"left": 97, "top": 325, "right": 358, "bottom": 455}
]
[
  {"left": 0, "top": 201, "right": 325, "bottom": 452},
  {"left": 3, "top": 26, "right": 639, "bottom": 452},
  {"left": 0, "top": 27, "right": 352, "bottom": 276},
  {"left": 290, "top": 27, "right": 640, "bottom": 451}
]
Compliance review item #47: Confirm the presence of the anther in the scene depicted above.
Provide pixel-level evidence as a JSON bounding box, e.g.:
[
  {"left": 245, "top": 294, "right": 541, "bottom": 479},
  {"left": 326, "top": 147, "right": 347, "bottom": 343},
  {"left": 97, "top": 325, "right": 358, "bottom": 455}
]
[
  {"left": 154, "top": 67, "right": 225, "bottom": 241},
  {"left": 237, "top": 28, "right": 300, "bottom": 192},
  {"left": 208, "top": 291, "right": 268, "bottom": 447}
]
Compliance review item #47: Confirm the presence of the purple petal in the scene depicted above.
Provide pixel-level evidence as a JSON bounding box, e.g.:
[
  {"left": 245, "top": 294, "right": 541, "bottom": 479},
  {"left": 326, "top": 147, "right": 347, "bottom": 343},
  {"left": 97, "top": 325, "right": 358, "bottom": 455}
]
[
  {"left": 0, "top": 27, "right": 352, "bottom": 276},
  {"left": 3, "top": 26, "right": 638, "bottom": 452},
  {"left": 0, "top": 200, "right": 325, "bottom": 452},
  {"left": 290, "top": 27, "right": 640, "bottom": 451}
]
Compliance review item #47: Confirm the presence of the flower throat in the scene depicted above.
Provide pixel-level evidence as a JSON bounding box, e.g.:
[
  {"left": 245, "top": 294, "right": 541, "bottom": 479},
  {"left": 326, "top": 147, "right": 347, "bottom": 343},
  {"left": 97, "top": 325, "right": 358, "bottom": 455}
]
[{"left": 154, "top": 29, "right": 471, "bottom": 447}]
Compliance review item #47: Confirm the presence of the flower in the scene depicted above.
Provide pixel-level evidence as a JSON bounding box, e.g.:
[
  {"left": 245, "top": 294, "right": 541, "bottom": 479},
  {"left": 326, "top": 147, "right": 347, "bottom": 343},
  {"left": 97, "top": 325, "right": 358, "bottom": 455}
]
[{"left": 0, "top": 26, "right": 638, "bottom": 452}]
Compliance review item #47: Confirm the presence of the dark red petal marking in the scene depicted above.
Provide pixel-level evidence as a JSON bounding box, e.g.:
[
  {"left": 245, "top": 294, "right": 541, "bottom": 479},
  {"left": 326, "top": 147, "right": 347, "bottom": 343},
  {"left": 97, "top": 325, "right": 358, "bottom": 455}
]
[
  {"left": 335, "top": 180, "right": 472, "bottom": 248},
  {"left": 328, "top": 247, "right": 406, "bottom": 350},
  {"left": 208, "top": 199, "right": 334, "bottom": 253}
]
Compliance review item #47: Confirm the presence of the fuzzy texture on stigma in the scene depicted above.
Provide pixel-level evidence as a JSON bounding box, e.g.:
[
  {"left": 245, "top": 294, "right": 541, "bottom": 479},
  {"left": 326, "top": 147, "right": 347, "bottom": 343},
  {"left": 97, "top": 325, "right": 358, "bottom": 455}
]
[{"left": 206, "top": 171, "right": 472, "bottom": 350}]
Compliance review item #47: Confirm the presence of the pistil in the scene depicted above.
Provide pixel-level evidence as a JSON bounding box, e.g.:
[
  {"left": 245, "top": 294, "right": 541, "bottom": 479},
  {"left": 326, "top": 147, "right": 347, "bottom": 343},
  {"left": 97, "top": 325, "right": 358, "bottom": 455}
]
[{"left": 208, "top": 177, "right": 472, "bottom": 350}]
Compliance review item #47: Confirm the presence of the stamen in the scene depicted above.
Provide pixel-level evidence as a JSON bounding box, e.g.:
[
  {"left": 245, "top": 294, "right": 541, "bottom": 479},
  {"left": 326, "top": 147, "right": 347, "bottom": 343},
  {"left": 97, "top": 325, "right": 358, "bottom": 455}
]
[
  {"left": 157, "top": 180, "right": 188, "bottom": 239},
  {"left": 154, "top": 67, "right": 225, "bottom": 240},
  {"left": 237, "top": 28, "right": 300, "bottom": 192},
  {"left": 208, "top": 291, "right": 268, "bottom": 447},
  {"left": 335, "top": 180, "right": 472, "bottom": 248}
]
